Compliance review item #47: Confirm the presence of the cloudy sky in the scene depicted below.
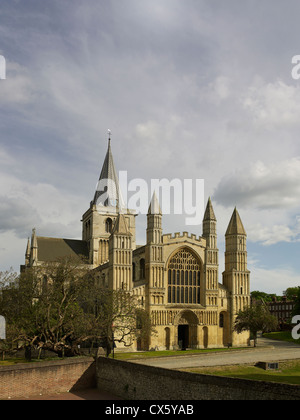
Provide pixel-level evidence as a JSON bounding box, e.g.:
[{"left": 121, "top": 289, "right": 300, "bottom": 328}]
[{"left": 1, "top": 0, "right": 300, "bottom": 295}]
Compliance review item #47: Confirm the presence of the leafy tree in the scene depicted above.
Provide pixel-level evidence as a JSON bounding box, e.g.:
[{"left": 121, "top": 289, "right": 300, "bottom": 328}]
[
  {"left": 80, "top": 285, "right": 154, "bottom": 356},
  {"left": 284, "top": 287, "right": 299, "bottom": 301},
  {"left": 251, "top": 291, "right": 276, "bottom": 303},
  {"left": 0, "top": 258, "right": 154, "bottom": 357},
  {"left": 234, "top": 303, "right": 278, "bottom": 347},
  {"left": 292, "top": 287, "right": 300, "bottom": 318}
]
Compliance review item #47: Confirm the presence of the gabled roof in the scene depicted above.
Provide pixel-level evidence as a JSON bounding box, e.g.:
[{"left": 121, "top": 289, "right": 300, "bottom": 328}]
[
  {"left": 36, "top": 237, "right": 89, "bottom": 262},
  {"left": 225, "top": 208, "right": 246, "bottom": 236}
]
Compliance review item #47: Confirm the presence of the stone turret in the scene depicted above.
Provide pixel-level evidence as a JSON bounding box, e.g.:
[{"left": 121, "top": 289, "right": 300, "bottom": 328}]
[
  {"left": 202, "top": 198, "right": 219, "bottom": 307},
  {"left": 223, "top": 207, "right": 250, "bottom": 346}
]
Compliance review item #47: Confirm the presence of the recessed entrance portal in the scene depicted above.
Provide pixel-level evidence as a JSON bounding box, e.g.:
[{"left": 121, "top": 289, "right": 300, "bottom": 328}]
[{"left": 178, "top": 325, "right": 189, "bottom": 350}]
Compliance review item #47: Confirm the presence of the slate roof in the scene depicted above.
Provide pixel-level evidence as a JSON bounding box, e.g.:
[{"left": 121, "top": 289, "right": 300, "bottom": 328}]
[{"left": 36, "top": 237, "right": 89, "bottom": 262}]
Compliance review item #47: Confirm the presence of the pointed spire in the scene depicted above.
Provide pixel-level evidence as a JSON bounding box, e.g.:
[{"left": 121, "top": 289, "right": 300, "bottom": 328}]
[
  {"left": 226, "top": 207, "right": 246, "bottom": 236},
  {"left": 93, "top": 135, "right": 125, "bottom": 209},
  {"left": 25, "top": 237, "right": 30, "bottom": 257},
  {"left": 148, "top": 191, "right": 162, "bottom": 215},
  {"left": 112, "top": 213, "right": 131, "bottom": 235},
  {"left": 203, "top": 197, "right": 216, "bottom": 221},
  {"left": 31, "top": 228, "right": 37, "bottom": 248}
]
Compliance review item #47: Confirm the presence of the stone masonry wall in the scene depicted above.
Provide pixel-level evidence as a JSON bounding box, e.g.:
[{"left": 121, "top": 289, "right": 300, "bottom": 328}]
[
  {"left": 96, "top": 357, "right": 300, "bottom": 400},
  {"left": 0, "top": 357, "right": 95, "bottom": 399}
]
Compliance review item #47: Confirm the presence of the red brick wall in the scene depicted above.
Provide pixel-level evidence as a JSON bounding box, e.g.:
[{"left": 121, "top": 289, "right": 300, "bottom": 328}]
[{"left": 0, "top": 357, "right": 95, "bottom": 399}]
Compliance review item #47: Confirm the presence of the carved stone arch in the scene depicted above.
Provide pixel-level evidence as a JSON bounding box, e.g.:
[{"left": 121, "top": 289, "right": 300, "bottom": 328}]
[
  {"left": 165, "top": 246, "right": 203, "bottom": 269},
  {"left": 174, "top": 309, "right": 199, "bottom": 326},
  {"left": 174, "top": 310, "right": 199, "bottom": 349}
]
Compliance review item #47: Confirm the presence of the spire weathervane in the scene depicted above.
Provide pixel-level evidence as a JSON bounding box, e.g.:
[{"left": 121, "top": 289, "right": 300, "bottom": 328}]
[{"left": 108, "top": 129, "right": 111, "bottom": 145}]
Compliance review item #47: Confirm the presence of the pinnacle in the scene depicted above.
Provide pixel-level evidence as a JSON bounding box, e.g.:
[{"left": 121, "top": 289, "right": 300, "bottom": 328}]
[
  {"left": 225, "top": 208, "right": 246, "bottom": 235},
  {"left": 112, "top": 213, "right": 131, "bottom": 235},
  {"left": 203, "top": 197, "right": 216, "bottom": 221},
  {"left": 148, "top": 191, "right": 162, "bottom": 215}
]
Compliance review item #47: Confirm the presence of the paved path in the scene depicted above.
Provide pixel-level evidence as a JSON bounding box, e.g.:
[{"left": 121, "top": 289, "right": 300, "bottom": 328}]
[{"left": 130, "top": 337, "right": 300, "bottom": 370}]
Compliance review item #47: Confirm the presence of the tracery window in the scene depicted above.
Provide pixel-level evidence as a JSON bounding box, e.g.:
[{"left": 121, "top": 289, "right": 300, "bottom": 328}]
[{"left": 167, "top": 248, "right": 201, "bottom": 304}]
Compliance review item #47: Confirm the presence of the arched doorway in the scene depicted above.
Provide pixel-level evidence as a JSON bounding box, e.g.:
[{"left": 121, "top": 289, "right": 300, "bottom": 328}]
[
  {"left": 203, "top": 327, "right": 208, "bottom": 349},
  {"left": 219, "top": 311, "right": 230, "bottom": 347},
  {"left": 165, "top": 327, "right": 170, "bottom": 350},
  {"left": 175, "top": 310, "right": 199, "bottom": 350}
]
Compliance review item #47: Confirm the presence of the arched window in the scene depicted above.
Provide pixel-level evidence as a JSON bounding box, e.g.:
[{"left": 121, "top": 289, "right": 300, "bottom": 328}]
[
  {"left": 167, "top": 248, "right": 201, "bottom": 304},
  {"left": 140, "top": 258, "right": 145, "bottom": 279},
  {"left": 219, "top": 313, "right": 224, "bottom": 328},
  {"left": 132, "top": 262, "right": 136, "bottom": 281},
  {"left": 105, "top": 218, "right": 113, "bottom": 233}
]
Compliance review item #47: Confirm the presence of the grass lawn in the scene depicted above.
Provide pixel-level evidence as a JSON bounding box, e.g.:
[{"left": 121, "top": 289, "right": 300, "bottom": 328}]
[
  {"left": 263, "top": 331, "right": 300, "bottom": 345},
  {"left": 181, "top": 360, "right": 300, "bottom": 386},
  {"left": 0, "top": 358, "right": 44, "bottom": 366}
]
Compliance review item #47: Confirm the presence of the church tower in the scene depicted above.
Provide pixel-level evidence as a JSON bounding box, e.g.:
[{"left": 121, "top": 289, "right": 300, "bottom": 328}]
[
  {"left": 108, "top": 213, "right": 133, "bottom": 291},
  {"left": 223, "top": 208, "right": 250, "bottom": 345},
  {"left": 202, "top": 198, "right": 219, "bottom": 308},
  {"left": 81, "top": 135, "right": 136, "bottom": 266},
  {"left": 145, "top": 193, "right": 164, "bottom": 313}
]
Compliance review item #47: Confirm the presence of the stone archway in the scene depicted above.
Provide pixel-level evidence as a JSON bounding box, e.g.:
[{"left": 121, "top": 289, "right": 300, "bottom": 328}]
[
  {"left": 203, "top": 326, "right": 208, "bottom": 349},
  {"left": 174, "top": 310, "right": 199, "bottom": 349},
  {"left": 165, "top": 327, "right": 170, "bottom": 350},
  {"left": 219, "top": 311, "right": 230, "bottom": 347}
]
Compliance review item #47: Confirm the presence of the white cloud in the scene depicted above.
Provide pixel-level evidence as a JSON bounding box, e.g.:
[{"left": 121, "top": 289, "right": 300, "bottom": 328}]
[
  {"left": 214, "top": 157, "right": 300, "bottom": 210},
  {"left": 250, "top": 264, "right": 300, "bottom": 295},
  {"left": 0, "top": 61, "right": 36, "bottom": 105},
  {"left": 0, "top": 170, "right": 81, "bottom": 240},
  {"left": 206, "top": 76, "right": 233, "bottom": 104},
  {"left": 247, "top": 220, "right": 300, "bottom": 246},
  {"left": 243, "top": 79, "right": 300, "bottom": 128}
]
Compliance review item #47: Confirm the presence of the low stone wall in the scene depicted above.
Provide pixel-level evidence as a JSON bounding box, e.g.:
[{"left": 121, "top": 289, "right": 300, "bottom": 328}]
[
  {"left": 96, "top": 357, "right": 300, "bottom": 400},
  {"left": 0, "top": 357, "right": 95, "bottom": 399}
]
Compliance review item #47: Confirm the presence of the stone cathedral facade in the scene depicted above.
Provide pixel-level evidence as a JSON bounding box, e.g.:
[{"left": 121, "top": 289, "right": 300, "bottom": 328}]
[{"left": 24, "top": 139, "right": 251, "bottom": 350}]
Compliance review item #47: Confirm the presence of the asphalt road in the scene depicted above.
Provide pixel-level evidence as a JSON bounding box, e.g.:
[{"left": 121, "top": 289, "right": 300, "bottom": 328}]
[{"left": 130, "top": 336, "right": 300, "bottom": 370}]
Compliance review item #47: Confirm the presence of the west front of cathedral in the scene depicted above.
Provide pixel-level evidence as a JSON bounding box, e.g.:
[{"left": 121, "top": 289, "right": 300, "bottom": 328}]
[{"left": 24, "top": 139, "right": 251, "bottom": 351}]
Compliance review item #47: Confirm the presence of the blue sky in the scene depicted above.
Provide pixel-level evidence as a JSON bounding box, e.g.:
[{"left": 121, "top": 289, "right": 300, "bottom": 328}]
[{"left": 1, "top": 0, "right": 300, "bottom": 294}]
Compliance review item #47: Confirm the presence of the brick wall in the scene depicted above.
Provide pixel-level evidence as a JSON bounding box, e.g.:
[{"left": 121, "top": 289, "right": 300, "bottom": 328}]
[
  {"left": 0, "top": 357, "right": 95, "bottom": 399},
  {"left": 96, "top": 357, "right": 300, "bottom": 400}
]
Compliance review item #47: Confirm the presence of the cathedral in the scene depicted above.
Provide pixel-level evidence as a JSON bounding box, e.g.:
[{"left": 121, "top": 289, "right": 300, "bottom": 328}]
[{"left": 23, "top": 137, "right": 251, "bottom": 350}]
